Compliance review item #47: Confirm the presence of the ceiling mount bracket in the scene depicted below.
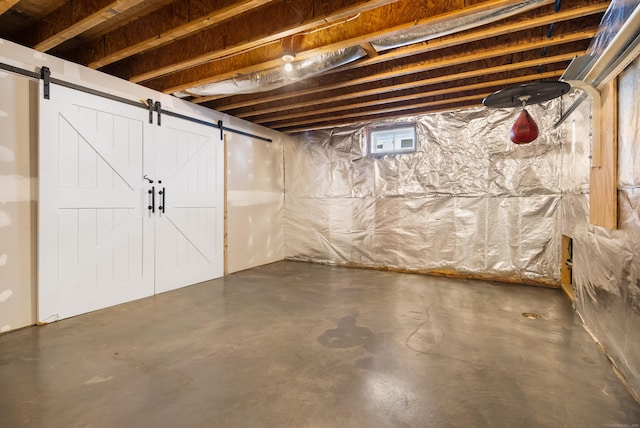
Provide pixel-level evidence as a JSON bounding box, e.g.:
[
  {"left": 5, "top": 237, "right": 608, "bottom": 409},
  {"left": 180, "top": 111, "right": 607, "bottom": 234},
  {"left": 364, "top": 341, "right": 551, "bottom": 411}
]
[
  {"left": 482, "top": 81, "right": 570, "bottom": 108},
  {"left": 518, "top": 95, "right": 531, "bottom": 107}
]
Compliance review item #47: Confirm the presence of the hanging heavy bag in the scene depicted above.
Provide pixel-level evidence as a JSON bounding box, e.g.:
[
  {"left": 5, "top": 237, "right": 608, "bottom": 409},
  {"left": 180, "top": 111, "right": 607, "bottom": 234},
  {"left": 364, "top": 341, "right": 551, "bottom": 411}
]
[{"left": 510, "top": 109, "right": 539, "bottom": 144}]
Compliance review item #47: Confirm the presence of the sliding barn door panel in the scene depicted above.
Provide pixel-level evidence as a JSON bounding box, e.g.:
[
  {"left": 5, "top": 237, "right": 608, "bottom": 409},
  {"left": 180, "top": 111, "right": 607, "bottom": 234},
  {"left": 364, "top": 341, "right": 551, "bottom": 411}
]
[
  {"left": 153, "top": 115, "right": 224, "bottom": 293},
  {"left": 38, "top": 84, "right": 154, "bottom": 322}
]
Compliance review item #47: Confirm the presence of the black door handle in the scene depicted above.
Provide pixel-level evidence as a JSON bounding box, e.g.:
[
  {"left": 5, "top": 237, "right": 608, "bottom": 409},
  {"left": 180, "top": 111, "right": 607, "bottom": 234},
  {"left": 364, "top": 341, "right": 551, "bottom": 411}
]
[
  {"left": 148, "top": 186, "right": 155, "bottom": 213},
  {"left": 159, "top": 186, "right": 165, "bottom": 214}
]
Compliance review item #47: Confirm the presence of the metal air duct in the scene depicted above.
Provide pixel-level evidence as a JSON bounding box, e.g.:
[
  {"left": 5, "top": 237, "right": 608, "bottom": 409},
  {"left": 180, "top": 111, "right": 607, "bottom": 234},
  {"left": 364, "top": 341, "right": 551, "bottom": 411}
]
[
  {"left": 370, "top": 0, "right": 549, "bottom": 51},
  {"left": 178, "top": 46, "right": 366, "bottom": 97}
]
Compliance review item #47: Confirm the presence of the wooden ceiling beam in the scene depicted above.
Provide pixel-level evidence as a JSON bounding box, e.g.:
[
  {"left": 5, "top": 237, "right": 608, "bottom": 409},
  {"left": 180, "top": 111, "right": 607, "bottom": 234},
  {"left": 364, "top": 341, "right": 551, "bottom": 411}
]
[
  {"left": 277, "top": 93, "right": 490, "bottom": 133},
  {"left": 230, "top": 52, "right": 579, "bottom": 118},
  {"left": 247, "top": 70, "right": 565, "bottom": 124},
  {"left": 202, "top": 30, "right": 593, "bottom": 114},
  {"left": 123, "top": 0, "right": 402, "bottom": 84},
  {"left": 278, "top": 101, "right": 479, "bottom": 133},
  {"left": 15, "top": 0, "right": 147, "bottom": 52},
  {"left": 72, "top": 0, "right": 279, "bottom": 70},
  {"left": 280, "top": 100, "right": 478, "bottom": 133},
  {"left": 0, "top": 0, "right": 19, "bottom": 15},
  {"left": 359, "top": 42, "right": 379, "bottom": 58},
  {"left": 136, "top": 0, "right": 546, "bottom": 89},
  {"left": 333, "top": 1, "right": 608, "bottom": 72},
  {"left": 261, "top": 72, "right": 563, "bottom": 128},
  {"left": 158, "top": 26, "right": 594, "bottom": 95},
  {"left": 193, "top": 1, "right": 604, "bottom": 107}
]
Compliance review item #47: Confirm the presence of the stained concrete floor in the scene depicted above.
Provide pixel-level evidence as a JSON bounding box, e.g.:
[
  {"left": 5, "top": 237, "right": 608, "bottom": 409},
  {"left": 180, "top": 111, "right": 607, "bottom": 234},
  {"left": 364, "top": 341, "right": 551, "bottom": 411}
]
[{"left": 1, "top": 261, "right": 639, "bottom": 428}]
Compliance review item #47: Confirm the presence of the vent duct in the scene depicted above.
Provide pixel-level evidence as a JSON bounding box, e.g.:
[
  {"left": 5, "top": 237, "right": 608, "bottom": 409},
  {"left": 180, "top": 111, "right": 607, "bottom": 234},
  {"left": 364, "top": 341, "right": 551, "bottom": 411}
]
[
  {"left": 370, "top": 0, "right": 549, "bottom": 51},
  {"left": 179, "top": 0, "right": 550, "bottom": 97},
  {"left": 178, "top": 46, "right": 366, "bottom": 97}
]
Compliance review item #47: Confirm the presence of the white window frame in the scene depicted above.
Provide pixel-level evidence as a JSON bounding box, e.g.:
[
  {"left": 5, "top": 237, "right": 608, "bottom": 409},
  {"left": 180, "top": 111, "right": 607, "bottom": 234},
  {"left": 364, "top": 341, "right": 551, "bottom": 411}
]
[{"left": 367, "top": 124, "right": 417, "bottom": 156}]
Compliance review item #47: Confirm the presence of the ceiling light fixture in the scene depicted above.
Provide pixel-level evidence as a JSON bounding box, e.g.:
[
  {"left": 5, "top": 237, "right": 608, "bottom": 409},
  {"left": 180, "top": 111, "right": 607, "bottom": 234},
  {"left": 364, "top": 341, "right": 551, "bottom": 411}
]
[{"left": 282, "top": 36, "right": 295, "bottom": 72}]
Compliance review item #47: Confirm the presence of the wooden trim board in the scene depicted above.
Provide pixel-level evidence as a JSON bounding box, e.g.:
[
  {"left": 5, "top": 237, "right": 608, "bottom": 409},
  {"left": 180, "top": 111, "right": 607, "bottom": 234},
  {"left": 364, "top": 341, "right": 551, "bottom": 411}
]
[{"left": 590, "top": 79, "right": 618, "bottom": 229}]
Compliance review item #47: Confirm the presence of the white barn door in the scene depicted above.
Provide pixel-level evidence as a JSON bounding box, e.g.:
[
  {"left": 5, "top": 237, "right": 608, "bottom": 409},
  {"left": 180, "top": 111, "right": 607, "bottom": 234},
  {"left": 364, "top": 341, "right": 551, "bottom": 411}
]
[
  {"left": 152, "top": 115, "right": 224, "bottom": 293},
  {"left": 38, "top": 84, "right": 154, "bottom": 322},
  {"left": 38, "top": 83, "right": 224, "bottom": 322}
]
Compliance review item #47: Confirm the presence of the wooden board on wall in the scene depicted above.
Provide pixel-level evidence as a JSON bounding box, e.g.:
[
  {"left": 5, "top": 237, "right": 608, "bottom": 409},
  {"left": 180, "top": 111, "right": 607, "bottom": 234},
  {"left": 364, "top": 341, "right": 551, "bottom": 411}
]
[
  {"left": 560, "top": 235, "right": 574, "bottom": 303},
  {"left": 590, "top": 79, "right": 618, "bottom": 229}
]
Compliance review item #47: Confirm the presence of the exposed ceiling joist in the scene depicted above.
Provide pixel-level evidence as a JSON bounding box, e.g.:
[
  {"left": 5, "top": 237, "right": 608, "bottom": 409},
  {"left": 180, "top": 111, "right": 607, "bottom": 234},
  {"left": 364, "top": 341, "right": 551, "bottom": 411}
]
[
  {"left": 80, "top": 0, "right": 278, "bottom": 69},
  {"left": 217, "top": 29, "right": 593, "bottom": 130},
  {"left": 335, "top": 2, "right": 609, "bottom": 72},
  {"left": 171, "top": 2, "right": 604, "bottom": 99},
  {"left": 280, "top": 93, "right": 494, "bottom": 133},
  {"left": 123, "top": 0, "right": 400, "bottom": 84},
  {"left": 210, "top": 30, "right": 595, "bottom": 112},
  {"left": 237, "top": 61, "right": 575, "bottom": 121},
  {"left": 18, "top": 0, "right": 147, "bottom": 52},
  {"left": 0, "top": 0, "right": 19, "bottom": 15},
  {"left": 254, "top": 70, "right": 565, "bottom": 126},
  {"left": 196, "top": 52, "right": 578, "bottom": 111},
  {"left": 201, "top": 2, "right": 605, "bottom": 110},
  {"left": 359, "top": 42, "right": 379, "bottom": 57},
  {"left": 137, "top": 0, "right": 557, "bottom": 92},
  {"left": 0, "top": 0, "right": 611, "bottom": 134}
]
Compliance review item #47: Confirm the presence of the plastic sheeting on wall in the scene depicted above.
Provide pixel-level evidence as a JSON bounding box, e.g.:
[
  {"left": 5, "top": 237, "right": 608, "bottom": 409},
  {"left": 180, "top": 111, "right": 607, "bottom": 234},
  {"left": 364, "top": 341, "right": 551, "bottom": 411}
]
[
  {"left": 284, "top": 100, "right": 564, "bottom": 285},
  {"left": 565, "top": 56, "right": 640, "bottom": 400},
  {"left": 586, "top": 0, "right": 640, "bottom": 60}
]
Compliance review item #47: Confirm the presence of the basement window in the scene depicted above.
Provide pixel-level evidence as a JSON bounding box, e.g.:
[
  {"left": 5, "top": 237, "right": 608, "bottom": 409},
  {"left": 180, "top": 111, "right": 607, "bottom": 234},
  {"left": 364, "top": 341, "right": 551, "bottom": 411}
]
[{"left": 368, "top": 125, "right": 417, "bottom": 156}]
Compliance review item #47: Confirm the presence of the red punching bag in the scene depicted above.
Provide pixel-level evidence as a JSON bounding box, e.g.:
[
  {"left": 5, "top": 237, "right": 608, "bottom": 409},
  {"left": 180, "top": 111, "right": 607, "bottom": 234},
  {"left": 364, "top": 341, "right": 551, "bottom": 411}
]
[{"left": 510, "top": 109, "right": 539, "bottom": 144}]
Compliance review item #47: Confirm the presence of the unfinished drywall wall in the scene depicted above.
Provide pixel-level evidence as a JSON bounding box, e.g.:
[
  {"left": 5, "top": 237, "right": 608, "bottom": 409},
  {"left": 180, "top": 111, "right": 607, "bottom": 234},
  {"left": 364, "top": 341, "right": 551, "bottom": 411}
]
[
  {"left": 284, "top": 101, "right": 564, "bottom": 285},
  {"left": 226, "top": 132, "right": 285, "bottom": 273},
  {"left": 563, "top": 57, "right": 640, "bottom": 399},
  {"left": 0, "top": 39, "right": 285, "bottom": 333},
  {"left": 0, "top": 71, "right": 37, "bottom": 332}
]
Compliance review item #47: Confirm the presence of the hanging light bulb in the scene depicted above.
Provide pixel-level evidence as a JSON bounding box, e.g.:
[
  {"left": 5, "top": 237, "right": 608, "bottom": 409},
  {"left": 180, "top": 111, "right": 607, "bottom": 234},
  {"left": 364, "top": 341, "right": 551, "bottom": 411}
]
[
  {"left": 282, "top": 36, "right": 295, "bottom": 73},
  {"left": 510, "top": 96, "right": 539, "bottom": 144}
]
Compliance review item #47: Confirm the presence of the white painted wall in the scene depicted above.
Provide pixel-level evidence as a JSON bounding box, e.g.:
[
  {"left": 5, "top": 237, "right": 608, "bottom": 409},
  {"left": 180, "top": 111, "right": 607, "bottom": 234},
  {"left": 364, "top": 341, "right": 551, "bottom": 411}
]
[
  {"left": 0, "top": 72, "right": 37, "bottom": 332},
  {"left": 226, "top": 132, "right": 285, "bottom": 273},
  {"left": 0, "top": 39, "right": 285, "bottom": 333}
]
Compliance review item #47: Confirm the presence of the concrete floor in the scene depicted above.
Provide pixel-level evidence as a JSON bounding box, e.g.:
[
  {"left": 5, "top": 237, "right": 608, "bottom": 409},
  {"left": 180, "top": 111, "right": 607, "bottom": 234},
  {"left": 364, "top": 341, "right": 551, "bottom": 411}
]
[{"left": 1, "top": 261, "right": 639, "bottom": 427}]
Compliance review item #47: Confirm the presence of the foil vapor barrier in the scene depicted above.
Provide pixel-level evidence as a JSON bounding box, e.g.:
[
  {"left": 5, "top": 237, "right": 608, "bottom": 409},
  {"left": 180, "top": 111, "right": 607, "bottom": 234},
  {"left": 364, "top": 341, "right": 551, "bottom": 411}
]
[
  {"left": 563, "top": 56, "right": 640, "bottom": 399},
  {"left": 284, "top": 101, "right": 564, "bottom": 285}
]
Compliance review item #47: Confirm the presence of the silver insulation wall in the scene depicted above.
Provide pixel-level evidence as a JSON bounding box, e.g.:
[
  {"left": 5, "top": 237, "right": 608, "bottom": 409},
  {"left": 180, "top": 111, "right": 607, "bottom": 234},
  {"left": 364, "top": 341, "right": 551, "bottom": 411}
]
[
  {"left": 284, "top": 101, "right": 564, "bottom": 285},
  {"left": 565, "top": 56, "right": 640, "bottom": 399}
]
